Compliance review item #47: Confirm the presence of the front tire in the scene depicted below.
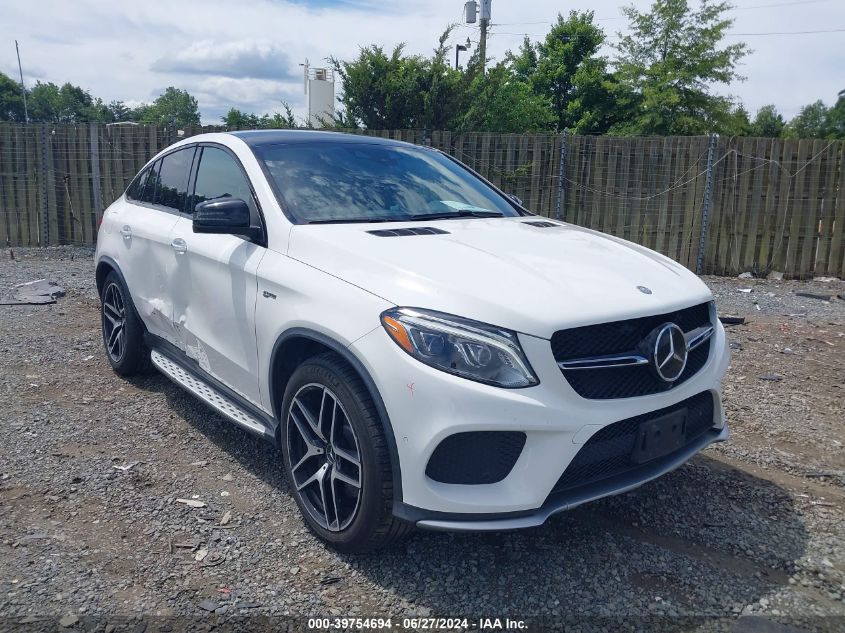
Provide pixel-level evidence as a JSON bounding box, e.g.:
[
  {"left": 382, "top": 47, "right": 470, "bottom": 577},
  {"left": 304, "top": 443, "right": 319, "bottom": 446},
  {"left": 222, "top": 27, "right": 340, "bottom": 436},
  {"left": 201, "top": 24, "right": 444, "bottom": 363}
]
[
  {"left": 100, "top": 271, "right": 150, "bottom": 376},
  {"left": 280, "top": 352, "right": 412, "bottom": 553}
]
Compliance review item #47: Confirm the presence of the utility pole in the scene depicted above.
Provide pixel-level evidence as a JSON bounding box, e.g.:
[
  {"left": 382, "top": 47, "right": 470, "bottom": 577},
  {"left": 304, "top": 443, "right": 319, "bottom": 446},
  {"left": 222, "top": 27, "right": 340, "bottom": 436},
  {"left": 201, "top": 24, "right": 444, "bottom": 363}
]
[
  {"left": 479, "top": 0, "right": 491, "bottom": 73},
  {"left": 15, "top": 40, "right": 29, "bottom": 123}
]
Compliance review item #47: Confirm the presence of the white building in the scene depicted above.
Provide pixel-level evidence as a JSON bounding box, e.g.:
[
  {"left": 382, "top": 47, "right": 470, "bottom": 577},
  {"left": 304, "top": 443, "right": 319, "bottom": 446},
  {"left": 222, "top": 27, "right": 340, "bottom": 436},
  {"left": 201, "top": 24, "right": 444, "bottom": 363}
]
[{"left": 303, "top": 60, "right": 335, "bottom": 128}]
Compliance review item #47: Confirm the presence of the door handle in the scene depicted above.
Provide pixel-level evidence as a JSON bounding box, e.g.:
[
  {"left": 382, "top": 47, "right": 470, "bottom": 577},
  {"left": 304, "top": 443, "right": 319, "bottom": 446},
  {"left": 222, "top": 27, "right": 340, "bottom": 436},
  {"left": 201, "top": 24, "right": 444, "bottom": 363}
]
[
  {"left": 171, "top": 238, "right": 188, "bottom": 254},
  {"left": 120, "top": 225, "right": 132, "bottom": 240}
]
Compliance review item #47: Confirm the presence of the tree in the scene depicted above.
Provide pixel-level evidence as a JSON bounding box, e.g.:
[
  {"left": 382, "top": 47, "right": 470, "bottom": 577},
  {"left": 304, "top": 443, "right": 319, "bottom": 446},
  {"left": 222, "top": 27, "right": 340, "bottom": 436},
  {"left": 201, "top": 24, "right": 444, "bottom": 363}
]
[
  {"left": 749, "top": 105, "right": 785, "bottom": 137},
  {"left": 222, "top": 103, "right": 298, "bottom": 129},
  {"left": 28, "top": 81, "right": 94, "bottom": 123},
  {"left": 0, "top": 72, "right": 27, "bottom": 121},
  {"left": 723, "top": 104, "right": 751, "bottom": 136},
  {"left": 134, "top": 87, "right": 200, "bottom": 126},
  {"left": 332, "top": 44, "right": 429, "bottom": 128},
  {"left": 107, "top": 100, "right": 134, "bottom": 122},
  {"left": 826, "top": 96, "right": 845, "bottom": 139},
  {"left": 612, "top": 0, "right": 749, "bottom": 135},
  {"left": 331, "top": 29, "right": 466, "bottom": 130},
  {"left": 784, "top": 100, "right": 830, "bottom": 138},
  {"left": 524, "top": 11, "right": 618, "bottom": 133},
  {"left": 456, "top": 62, "right": 554, "bottom": 133}
]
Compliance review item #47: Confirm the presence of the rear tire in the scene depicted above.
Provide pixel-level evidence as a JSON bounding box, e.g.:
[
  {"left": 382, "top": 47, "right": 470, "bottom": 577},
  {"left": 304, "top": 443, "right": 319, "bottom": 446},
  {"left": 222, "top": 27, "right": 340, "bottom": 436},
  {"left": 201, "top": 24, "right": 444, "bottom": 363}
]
[
  {"left": 280, "top": 352, "right": 412, "bottom": 553},
  {"left": 100, "top": 271, "right": 150, "bottom": 376}
]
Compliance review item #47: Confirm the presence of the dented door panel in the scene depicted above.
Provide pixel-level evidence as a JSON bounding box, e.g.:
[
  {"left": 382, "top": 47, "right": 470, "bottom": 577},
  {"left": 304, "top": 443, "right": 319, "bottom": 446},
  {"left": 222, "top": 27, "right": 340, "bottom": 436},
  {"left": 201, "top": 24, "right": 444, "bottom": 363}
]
[
  {"left": 168, "top": 217, "right": 266, "bottom": 408},
  {"left": 119, "top": 205, "right": 181, "bottom": 341}
]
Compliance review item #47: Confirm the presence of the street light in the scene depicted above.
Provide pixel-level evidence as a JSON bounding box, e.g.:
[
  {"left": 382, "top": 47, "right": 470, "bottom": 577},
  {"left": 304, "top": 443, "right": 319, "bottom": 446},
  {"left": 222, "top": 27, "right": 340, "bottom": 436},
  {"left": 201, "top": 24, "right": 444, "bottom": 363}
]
[{"left": 455, "top": 38, "right": 472, "bottom": 69}]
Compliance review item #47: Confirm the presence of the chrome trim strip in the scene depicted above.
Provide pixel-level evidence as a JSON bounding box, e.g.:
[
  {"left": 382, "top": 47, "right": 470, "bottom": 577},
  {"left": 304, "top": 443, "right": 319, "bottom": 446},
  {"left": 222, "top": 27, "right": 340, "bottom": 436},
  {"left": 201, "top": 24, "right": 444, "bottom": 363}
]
[
  {"left": 558, "top": 355, "right": 649, "bottom": 371},
  {"left": 685, "top": 325, "right": 714, "bottom": 351}
]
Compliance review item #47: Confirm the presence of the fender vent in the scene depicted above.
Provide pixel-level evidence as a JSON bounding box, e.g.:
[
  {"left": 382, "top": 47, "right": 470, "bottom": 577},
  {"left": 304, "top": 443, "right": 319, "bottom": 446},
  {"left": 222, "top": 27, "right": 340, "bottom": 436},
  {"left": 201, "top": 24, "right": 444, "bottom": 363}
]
[
  {"left": 367, "top": 227, "right": 449, "bottom": 237},
  {"left": 523, "top": 221, "right": 561, "bottom": 228}
]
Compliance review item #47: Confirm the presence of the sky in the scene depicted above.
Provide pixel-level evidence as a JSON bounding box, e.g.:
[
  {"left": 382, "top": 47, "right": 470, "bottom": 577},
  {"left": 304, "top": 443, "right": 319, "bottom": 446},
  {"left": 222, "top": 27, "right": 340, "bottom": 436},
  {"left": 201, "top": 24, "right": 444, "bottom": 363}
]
[{"left": 1, "top": 0, "right": 843, "bottom": 125}]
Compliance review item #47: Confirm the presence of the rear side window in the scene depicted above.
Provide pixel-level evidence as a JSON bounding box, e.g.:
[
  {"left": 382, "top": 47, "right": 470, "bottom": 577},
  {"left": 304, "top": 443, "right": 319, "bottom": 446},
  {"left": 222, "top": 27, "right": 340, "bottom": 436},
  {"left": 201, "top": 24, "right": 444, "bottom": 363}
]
[
  {"left": 156, "top": 148, "right": 195, "bottom": 212},
  {"left": 192, "top": 147, "right": 257, "bottom": 219},
  {"left": 126, "top": 168, "right": 149, "bottom": 201},
  {"left": 139, "top": 159, "right": 162, "bottom": 205}
]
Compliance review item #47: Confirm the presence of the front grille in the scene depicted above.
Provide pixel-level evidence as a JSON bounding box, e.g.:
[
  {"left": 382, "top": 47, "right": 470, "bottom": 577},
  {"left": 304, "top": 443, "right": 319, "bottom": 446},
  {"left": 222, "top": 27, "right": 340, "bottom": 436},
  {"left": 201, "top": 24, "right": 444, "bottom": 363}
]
[
  {"left": 552, "top": 302, "right": 712, "bottom": 399},
  {"left": 426, "top": 431, "right": 526, "bottom": 485},
  {"left": 551, "top": 391, "right": 715, "bottom": 495}
]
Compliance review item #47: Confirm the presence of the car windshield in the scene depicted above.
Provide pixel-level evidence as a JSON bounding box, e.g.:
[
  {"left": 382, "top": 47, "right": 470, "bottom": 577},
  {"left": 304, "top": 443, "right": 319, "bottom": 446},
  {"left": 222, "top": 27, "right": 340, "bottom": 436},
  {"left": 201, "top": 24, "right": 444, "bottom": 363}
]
[{"left": 255, "top": 141, "right": 520, "bottom": 223}]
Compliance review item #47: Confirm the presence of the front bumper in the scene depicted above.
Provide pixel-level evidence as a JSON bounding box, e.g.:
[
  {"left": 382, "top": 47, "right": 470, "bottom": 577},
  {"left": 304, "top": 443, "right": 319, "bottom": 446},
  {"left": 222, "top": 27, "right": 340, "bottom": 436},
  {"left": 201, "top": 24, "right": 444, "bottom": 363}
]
[
  {"left": 349, "top": 318, "right": 730, "bottom": 519},
  {"left": 410, "top": 424, "right": 729, "bottom": 531}
]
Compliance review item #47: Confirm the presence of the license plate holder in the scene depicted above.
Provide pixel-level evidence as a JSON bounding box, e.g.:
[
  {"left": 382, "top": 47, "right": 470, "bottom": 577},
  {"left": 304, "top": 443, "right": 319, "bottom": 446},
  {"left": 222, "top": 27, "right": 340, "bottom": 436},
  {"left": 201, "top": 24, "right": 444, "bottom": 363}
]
[{"left": 631, "top": 409, "right": 688, "bottom": 464}]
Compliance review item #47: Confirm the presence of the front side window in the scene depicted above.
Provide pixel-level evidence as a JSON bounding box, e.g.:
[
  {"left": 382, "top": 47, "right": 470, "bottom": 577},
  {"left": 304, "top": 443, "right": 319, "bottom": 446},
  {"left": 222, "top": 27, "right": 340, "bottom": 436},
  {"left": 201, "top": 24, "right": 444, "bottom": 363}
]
[
  {"left": 156, "top": 148, "right": 195, "bottom": 212},
  {"left": 192, "top": 147, "right": 257, "bottom": 219},
  {"left": 254, "top": 142, "right": 520, "bottom": 223}
]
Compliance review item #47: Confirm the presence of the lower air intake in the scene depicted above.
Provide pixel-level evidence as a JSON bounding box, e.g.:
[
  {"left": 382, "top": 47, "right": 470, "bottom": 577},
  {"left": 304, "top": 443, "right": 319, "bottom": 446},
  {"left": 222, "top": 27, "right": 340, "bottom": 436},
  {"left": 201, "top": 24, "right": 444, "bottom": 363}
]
[
  {"left": 551, "top": 391, "right": 715, "bottom": 495},
  {"left": 426, "top": 431, "right": 526, "bottom": 485}
]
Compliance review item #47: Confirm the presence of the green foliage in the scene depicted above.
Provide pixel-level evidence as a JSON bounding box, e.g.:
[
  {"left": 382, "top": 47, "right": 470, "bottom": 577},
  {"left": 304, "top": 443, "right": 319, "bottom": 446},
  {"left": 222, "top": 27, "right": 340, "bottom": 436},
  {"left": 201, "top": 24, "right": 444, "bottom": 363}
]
[
  {"left": 134, "top": 87, "right": 200, "bottom": 126},
  {"left": 456, "top": 63, "right": 554, "bottom": 133},
  {"left": 827, "top": 97, "right": 845, "bottom": 139},
  {"left": 0, "top": 72, "right": 27, "bottom": 121},
  {"left": 612, "top": 0, "right": 748, "bottom": 135},
  {"left": 28, "top": 81, "right": 95, "bottom": 123},
  {"left": 526, "top": 11, "right": 617, "bottom": 133},
  {"left": 784, "top": 100, "right": 829, "bottom": 138},
  {"left": 222, "top": 103, "right": 298, "bottom": 129},
  {"left": 781, "top": 100, "right": 845, "bottom": 139},
  {"left": 331, "top": 44, "right": 430, "bottom": 128},
  {"left": 749, "top": 105, "right": 785, "bottom": 137}
]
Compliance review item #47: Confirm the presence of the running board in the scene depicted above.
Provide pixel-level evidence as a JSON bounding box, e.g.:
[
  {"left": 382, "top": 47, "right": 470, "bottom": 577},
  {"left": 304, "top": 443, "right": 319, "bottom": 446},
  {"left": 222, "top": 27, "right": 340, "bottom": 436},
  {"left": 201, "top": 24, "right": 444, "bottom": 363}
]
[{"left": 150, "top": 350, "right": 272, "bottom": 438}]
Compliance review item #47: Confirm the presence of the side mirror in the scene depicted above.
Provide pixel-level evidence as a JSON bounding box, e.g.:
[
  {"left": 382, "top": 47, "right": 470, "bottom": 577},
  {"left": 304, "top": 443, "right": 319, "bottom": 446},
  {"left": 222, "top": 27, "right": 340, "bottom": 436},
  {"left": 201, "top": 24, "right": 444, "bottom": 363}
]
[
  {"left": 508, "top": 193, "right": 523, "bottom": 207},
  {"left": 193, "top": 198, "right": 262, "bottom": 241}
]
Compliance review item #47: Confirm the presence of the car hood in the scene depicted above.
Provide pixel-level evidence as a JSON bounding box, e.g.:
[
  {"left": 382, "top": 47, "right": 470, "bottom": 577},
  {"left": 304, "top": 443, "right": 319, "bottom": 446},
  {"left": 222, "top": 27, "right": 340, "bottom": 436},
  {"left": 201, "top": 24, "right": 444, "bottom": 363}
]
[{"left": 287, "top": 217, "right": 713, "bottom": 339}]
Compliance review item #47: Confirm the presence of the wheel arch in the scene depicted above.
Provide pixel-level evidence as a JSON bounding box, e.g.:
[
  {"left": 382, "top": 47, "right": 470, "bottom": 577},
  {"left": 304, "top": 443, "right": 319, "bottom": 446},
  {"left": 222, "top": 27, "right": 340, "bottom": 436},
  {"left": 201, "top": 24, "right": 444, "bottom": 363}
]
[
  {"left": 95, "top": 256, "right": 126, "bottom": 296},
  {"left": 269, "top": 327, "right": 403, "bottom": 504}
]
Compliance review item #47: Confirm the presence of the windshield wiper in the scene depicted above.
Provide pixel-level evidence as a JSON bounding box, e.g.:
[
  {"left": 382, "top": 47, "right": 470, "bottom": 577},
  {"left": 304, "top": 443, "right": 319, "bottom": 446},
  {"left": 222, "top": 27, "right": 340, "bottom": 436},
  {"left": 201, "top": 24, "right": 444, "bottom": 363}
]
[
  {"left": 306, "top": 217, "right": 410, "bottom": 224},
  {"left": 409, "top": 210, "right": 505, "bottom": 221}
]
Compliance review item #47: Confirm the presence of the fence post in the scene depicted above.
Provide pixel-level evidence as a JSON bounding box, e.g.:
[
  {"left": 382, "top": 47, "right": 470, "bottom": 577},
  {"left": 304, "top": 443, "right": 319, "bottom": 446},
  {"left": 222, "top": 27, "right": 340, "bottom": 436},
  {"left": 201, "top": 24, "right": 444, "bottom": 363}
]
[
  {"left": 89, "top": 122, "right": 103, "bottom": 226},
  {"left": 696, "top": 133, "right": 718, "bottom": 275},
  {"left": 38, "top": 125, "right": 49, "bottom": 246},
  {"left": 554, "top": 129, "right": 568, "bottom": 220}
]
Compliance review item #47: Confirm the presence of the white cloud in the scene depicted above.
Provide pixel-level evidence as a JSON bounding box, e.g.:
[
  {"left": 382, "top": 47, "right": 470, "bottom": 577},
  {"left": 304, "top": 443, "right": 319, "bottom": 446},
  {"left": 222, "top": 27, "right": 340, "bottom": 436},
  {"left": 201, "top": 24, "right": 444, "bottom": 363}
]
[
  {"left": 1, "top": 0, "right": 843, "bottom": 124},
  {"left": 152, "top": 40, "right": 298, "bottom": 80}
]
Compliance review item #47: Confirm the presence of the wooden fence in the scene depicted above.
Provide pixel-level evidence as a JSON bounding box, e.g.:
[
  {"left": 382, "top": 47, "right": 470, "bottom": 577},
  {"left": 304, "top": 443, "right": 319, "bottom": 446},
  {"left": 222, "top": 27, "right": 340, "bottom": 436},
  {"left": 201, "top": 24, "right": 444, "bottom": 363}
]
[{"left": 0, "top": 123, "right": 843, "bottom": 278}]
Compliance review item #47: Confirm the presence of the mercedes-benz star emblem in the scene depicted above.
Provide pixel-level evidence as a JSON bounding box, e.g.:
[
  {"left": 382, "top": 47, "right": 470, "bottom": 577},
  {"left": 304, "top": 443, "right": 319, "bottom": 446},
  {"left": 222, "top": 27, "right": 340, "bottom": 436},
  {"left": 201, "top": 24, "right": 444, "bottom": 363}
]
[{"left": 652, "top": 323, "right": 688, "bottom": 382}]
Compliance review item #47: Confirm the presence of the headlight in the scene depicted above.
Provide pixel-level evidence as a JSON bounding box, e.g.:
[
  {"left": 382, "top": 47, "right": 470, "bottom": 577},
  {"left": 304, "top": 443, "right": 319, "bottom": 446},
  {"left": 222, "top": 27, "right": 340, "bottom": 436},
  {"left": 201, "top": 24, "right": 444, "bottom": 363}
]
[{"left": 380, "top": 307, "right": 539, "bottom": 388}]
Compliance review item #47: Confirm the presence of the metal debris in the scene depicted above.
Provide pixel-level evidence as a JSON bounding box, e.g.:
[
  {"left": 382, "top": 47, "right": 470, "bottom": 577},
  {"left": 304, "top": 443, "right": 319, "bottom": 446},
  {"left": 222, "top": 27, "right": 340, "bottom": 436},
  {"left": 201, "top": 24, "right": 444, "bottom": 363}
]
[{"left": 0, "top": 279, "right": 66, "bottom": 305}]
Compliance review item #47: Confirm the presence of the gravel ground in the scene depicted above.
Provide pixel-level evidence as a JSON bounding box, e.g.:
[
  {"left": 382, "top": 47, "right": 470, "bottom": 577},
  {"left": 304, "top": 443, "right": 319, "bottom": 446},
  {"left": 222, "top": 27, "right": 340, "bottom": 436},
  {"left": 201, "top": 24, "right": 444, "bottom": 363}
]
[{"left": 1, "top": 247, "right": 844, "bottom": 632}]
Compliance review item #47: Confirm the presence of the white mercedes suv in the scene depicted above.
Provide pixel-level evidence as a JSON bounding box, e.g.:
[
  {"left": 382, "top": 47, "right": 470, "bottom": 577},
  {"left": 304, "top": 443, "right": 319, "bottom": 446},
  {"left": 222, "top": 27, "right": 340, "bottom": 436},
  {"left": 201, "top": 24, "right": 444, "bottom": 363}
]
[{"left": 95, "top": 130, "right": 730, "bottom": 552}]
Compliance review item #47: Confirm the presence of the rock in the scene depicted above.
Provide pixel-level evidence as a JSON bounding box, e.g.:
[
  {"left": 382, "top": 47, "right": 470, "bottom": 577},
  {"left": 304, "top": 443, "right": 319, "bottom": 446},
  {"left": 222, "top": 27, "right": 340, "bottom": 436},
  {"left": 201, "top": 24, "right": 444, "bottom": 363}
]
[
  {"left": 175, "top": 498, "right": 206, "bottom": 508},
  {"left": 795, "top": 291, "right": 832, "bottom": 301},
  {"left": 767, "top": 271, "right": 784, "bottom": 280},
  {"left": 58, "top": 614, "right": 79, "bottom": 627},
  {"left": 198, "top": 599, "right": 218, "bottom": 612}
]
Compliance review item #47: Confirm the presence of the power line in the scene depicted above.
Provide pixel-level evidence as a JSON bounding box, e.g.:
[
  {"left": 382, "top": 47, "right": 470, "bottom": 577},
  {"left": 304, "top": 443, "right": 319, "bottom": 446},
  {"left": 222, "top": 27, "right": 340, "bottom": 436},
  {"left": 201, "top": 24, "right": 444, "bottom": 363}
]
[
  {"left": 734, "top": 0, "right": 830, "bottom": 9},
  {"left": 487, "top": 0, "right": 831, "bottom": 26},
  {"left": 725, "top": 27, "right": 845, "bottom": 35},
  {"left": 479, "top": 26, "right": 845, "bottom": 39}
]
